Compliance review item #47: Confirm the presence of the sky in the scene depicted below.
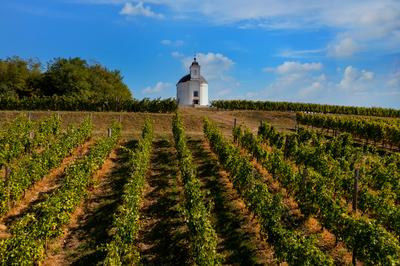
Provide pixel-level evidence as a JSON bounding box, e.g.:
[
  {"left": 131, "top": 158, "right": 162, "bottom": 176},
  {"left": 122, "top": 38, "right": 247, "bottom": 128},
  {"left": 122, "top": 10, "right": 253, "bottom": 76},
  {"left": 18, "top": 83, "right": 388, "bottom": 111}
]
[{"left": 1, "top": 0, "right": 400, "bottom": 108}]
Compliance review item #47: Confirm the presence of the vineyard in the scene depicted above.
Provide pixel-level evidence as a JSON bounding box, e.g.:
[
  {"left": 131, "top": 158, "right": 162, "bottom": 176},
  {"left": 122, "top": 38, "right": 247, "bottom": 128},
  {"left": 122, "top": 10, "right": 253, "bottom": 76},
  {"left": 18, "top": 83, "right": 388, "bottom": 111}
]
[{"left": 0, "top": 108, "right": 399, "bottom": 265}]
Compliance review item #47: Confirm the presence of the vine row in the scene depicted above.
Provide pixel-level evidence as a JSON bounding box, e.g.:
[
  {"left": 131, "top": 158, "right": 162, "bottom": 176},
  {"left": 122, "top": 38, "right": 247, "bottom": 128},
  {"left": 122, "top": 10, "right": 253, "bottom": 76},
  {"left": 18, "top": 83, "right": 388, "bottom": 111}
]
[
  {"left": 104, "top": 119, "right": 153, "bottom": 265},
  {"left": 204, "top": 118, "right": 333, "bottom": 265},
  {"left": 234, "top": 123, "right": 400, "bottom": 265},
  {"left": 0, "top": 114, "right": 61, "bottom": 168},
  {"left": 211, "top": 99, "right": 400, "bottom": 117},
  {"left": 257, "top": 122, "right": 400, "bottom": 236},
  {"left": 172, "top": 113, "right": 219, "bottom": 266},
  {"left": 296, "top": 112, "right": 400, "bottom": 148},
  {"left": 0, "top": 122, "right": 121, "bottom": 265},
  {"left": 0, "top": 117, "right": 92, "bottom": 214}
]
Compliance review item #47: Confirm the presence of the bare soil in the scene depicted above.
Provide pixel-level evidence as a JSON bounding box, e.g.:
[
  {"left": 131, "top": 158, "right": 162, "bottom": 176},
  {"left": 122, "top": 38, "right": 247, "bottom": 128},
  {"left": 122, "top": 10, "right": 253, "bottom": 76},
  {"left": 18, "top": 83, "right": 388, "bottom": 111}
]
[
  {"left": 136, "top": 139, "right": 190, "bottom": 265},
  {"left": 0, "top": 108, "right": 296, "bottom": 140},
  {"left": 43, "top": 143, "right": 130, "bottom": 266}
]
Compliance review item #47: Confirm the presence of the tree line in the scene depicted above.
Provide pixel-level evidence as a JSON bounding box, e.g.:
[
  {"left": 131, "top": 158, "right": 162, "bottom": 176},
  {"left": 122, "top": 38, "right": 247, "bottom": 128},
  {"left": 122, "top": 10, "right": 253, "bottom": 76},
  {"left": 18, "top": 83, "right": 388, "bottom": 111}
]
[
  {"left": 0, "top": 57, "right": 177, "bottom": 112},
  {"left": 0, "top": 56, "right": 132, "bottom": 100}
]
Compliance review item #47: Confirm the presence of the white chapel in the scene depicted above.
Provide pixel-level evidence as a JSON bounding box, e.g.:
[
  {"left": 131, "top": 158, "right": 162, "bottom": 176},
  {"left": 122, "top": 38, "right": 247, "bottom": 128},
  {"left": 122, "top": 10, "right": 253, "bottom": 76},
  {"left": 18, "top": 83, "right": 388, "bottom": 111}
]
[{"left": 176, "top": 57, "right": 209, "bottom": 106}]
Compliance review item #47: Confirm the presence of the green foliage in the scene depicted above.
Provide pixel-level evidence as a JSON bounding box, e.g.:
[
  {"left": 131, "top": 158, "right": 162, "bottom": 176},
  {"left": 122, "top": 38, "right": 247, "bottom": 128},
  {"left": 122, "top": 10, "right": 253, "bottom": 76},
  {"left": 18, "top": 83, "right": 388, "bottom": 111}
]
[
  {"left": 236, "top": 122, "right": 400, "bottom": 265},
  {"left": 0, "top": 56, "right": 131, "bottom": 100},
  {"left": 211, "top": 100, "right": 400, "bottom": 117},
  {"left": 0, "top": 123, "right": 120, "bottom": 265},
  {"left": 173, "top": 113, "right": 219, "bottom": 266},
  {"left": 0, "top": 96, "right": 177, "bottom": 113},
  {"left": 41, "top": 57, "right": 131, "bottom": 100},
  {"left": 205, "top": 119, "right": 333, "bottom": 265},
  {"left": 104, "top": 119, "right": 153, "bottom": 265},
  {"left": 259, "top": 122, "right": 400, "bottom": 237},
  {"left": 0, "top": 117, "right": 92, "bottom": 214},
  {"left": 0, "top": 56, "right": 178, "bottom": 112},
  {"left": 0, "top": 115, "right": 34, "bottom": 167},
  {"left": 0, "top": 56, "right": 41, "bottom": 97},
  {"left": 296, "top": 112, "right": 400, "bottom": 148}
]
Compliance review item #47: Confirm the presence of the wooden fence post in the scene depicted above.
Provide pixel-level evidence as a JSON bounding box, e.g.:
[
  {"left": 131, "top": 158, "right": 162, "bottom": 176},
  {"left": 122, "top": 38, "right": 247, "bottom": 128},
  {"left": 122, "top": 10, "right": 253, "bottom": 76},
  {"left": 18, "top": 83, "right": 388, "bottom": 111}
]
[
  {"left": 108, "top": 128, "right": 112, "bottom": 138},
  {"left": 233, "top": 118, "right": 237, "bottom": 128},
  {"left": 352, "top": 168, "right": 359, "bottom": 265},
  {"left": 284, "top": 136, "right": 290, "bottom": 160},
  {"left": 5, "top": 166, "right": 11, "bottom": 209},
  {"left": 353, "top": 168, "right": 359, "bottom": 213},
  {"left": 302, "top": 167, "right": 308, "bottom": 191}
]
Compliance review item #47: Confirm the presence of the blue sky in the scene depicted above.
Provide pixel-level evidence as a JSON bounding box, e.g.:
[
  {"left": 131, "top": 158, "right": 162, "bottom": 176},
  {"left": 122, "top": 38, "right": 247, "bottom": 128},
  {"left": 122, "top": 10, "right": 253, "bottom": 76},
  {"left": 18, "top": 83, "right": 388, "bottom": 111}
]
[{"left": 1, "top": 0, "right": 400, "bottom": 108}]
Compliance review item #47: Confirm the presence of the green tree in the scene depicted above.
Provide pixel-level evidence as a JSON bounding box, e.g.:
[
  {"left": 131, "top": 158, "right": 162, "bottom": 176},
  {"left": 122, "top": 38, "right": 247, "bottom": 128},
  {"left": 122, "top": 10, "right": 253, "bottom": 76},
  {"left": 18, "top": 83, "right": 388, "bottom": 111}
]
[
  {"left": 88, "top": 64, "right": 132, "bottom": 99},
  {"left": 0, "top": 56, "right": 133, "bottom": 100},
  {"left": 41, "top": 57, "right": 91, "bottom": 97},
  {"left": 0, "top": 56, "right": 41, "bottom": 97}
]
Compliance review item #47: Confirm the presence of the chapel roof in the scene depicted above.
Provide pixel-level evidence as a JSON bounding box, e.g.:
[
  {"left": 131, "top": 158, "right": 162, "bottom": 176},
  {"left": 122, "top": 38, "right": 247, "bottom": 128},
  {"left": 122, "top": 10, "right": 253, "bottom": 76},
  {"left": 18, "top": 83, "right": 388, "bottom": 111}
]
[{"left": 177, "top": 74, "right": 208, "bottom": 84}]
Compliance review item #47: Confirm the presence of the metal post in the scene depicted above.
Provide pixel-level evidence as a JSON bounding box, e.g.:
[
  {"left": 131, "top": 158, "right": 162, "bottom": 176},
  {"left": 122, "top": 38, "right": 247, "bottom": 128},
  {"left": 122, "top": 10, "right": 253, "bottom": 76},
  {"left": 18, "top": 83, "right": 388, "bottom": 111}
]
[{"left": 108, "top": 128, "right": 112, "bottom": 138}]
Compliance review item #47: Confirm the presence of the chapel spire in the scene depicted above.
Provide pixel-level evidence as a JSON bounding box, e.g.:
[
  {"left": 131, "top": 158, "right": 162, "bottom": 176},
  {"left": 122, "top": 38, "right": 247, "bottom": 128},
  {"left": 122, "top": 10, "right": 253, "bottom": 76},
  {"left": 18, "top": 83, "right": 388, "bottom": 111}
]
[{"left": 190, "top": 56, "right": 200, "bottom": 79}]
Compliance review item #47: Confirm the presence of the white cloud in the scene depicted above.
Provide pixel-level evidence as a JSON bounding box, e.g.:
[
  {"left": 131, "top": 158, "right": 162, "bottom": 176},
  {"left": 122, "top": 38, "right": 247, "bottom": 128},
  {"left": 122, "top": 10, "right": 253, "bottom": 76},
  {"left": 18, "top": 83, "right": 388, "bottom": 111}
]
[
  {"left": 78, "top": 0, "right": 400, "bottom": 55},
  {"left": 361, "top": 70, "right": 375, "bottom": 81},
  {"left": 387, "top": 70, "right": 400, "bottom": 88},
  {"left": 161, "top": 39, "right": 172, "bottom": 45},
  {"left": 339, "top": 66, "right": 375, "bottom": 91},
  {"left": 277, "top": 48, "right": 325, "bottom": 59},
  {"left": 182, "top": 52, "right": 234, "bottom": 81},
  {"left": 260, "top": 61, "right": 327, "bottom": 101},
  {"left": 299, "top": 81, "right": 322, "bottom": 97},
  {"left": 260, "top": 61, "right": 325, "bottom": 102},
  {"left": 120, "top": 2, "right": 164, "bottom": 19},
  {"left": 328, "top": 37, "right": 360, "bottom": 57},
  {"left": 264, "top": 61, "right": 322, "bottom": 74},
  {"left": 142, "top": 81, "right": 171, "bottom": 94},
  {"left": 216, "top": 88, "right": 232, "bottom": 96},
  {"left": 171, "top": 51, "right": 184, "bottom": 58},
  {"left": 161, "top": 39, "right": 184, "bottom": 46}
]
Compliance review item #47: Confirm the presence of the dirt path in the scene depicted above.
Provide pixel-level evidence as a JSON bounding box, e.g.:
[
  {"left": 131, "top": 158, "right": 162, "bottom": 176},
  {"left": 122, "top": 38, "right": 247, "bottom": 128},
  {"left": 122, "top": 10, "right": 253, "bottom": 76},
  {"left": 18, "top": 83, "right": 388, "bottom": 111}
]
[
  {"left": 136, "top": 139, "right": 190, "bottom": 265},
  {"left": 0, "top": 139, "right": 94, "bottom": 238},
  {"left": 43, "top": 142, "right": 130, "bottom": 266},
  {"left": 188, "top": 137, "right": 277, "bottom": 265}
]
